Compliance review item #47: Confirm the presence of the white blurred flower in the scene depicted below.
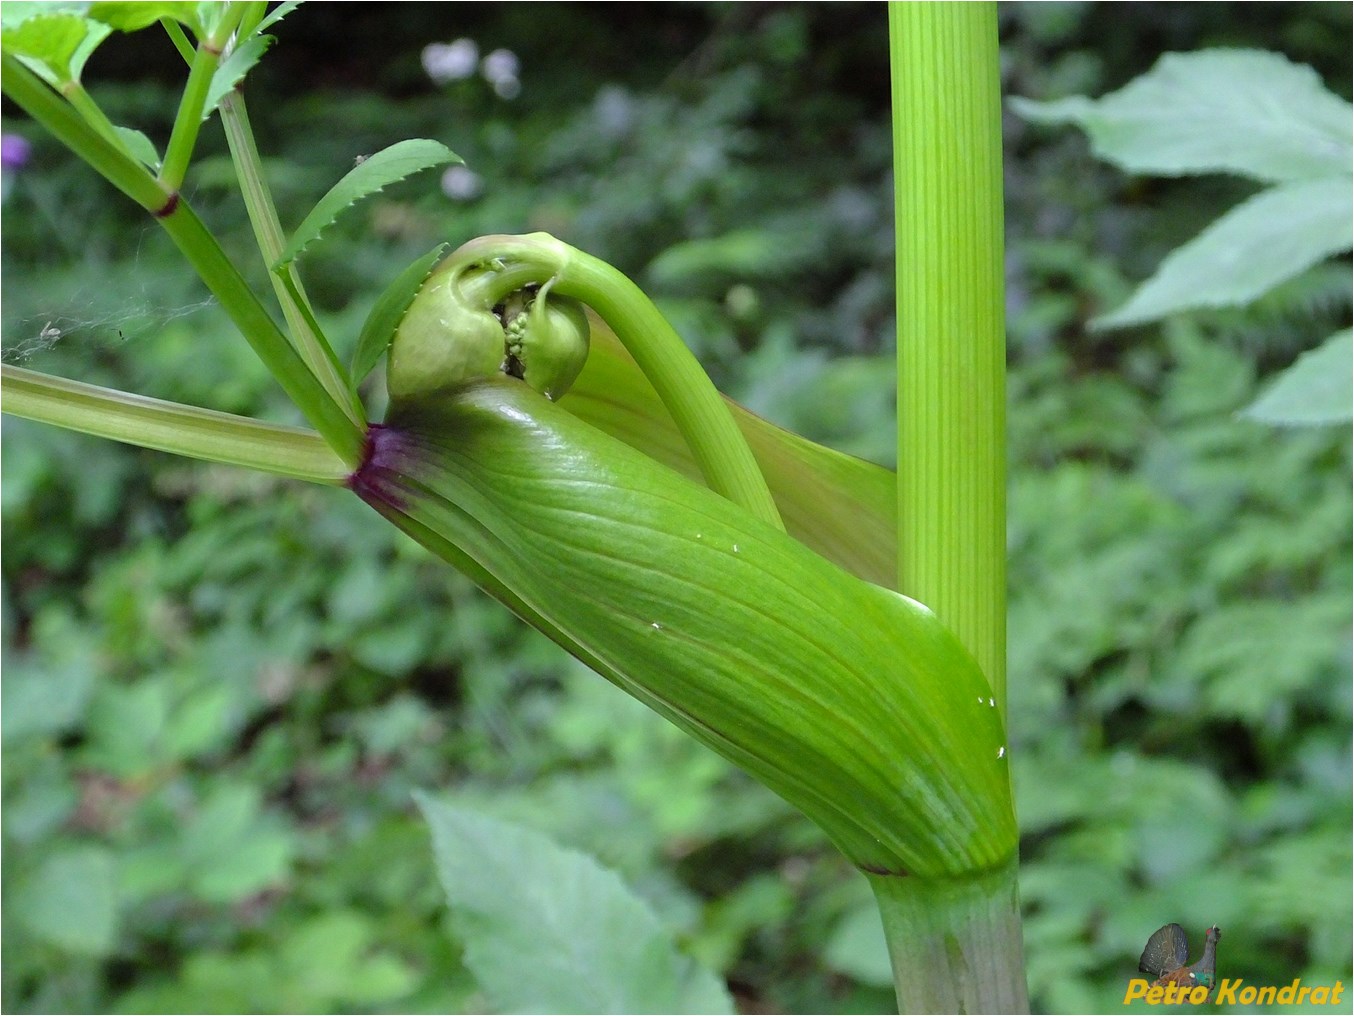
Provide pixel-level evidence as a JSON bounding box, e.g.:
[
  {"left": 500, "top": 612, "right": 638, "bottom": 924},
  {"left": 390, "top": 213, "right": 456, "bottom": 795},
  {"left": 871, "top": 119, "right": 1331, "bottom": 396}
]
[
  {"left": 441, "top": 165, "right": 483, "bottom": 201},
  {"left": 481, "top": 48, "right": 519, "bottom": 84},
  {"left": 422, "top": 38, "right": 479, "bottom": 84},
  {"left": 481, "top": 48, "right": 521, "bottom": 99},
  {"left": 594, "top": 86, "right": 635, "bottom": 138}
]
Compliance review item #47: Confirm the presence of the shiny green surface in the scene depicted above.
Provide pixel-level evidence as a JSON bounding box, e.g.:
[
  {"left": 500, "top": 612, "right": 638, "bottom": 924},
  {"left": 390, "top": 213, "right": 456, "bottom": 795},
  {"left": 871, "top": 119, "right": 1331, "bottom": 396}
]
[{"left": 363, "top": 378, "right": 1017, "bottom": 878}]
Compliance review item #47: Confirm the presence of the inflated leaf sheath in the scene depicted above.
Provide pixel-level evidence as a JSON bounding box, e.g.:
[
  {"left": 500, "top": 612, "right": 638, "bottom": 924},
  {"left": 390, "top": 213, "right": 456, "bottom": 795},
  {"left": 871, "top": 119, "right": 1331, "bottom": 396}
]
[{"left": 351, "top": 378, "right": 1016, "bottom": 877}]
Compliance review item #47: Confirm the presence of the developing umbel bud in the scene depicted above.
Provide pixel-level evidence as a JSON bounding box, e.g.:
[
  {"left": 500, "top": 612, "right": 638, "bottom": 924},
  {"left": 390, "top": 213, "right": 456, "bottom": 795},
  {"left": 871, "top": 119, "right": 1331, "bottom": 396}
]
[
  {"left": 387, "top": 263, "right": 589, "bottom": 404},
  {"left": 504, "top": 287, "right": 590, "bottom": 400}
]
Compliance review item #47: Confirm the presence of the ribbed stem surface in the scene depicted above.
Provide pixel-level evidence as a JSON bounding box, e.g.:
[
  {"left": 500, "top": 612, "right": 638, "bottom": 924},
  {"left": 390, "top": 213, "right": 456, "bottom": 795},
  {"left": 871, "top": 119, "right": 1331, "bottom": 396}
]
[
  {"left": 887, "top": 6, "right": 1027, "bottom": 1012},
  {"left": 869, "top": 858, "right": 1027, "bottom": 1014},
  {"left": 892, "top": 2, "right": 1007, "bottom": 712}
]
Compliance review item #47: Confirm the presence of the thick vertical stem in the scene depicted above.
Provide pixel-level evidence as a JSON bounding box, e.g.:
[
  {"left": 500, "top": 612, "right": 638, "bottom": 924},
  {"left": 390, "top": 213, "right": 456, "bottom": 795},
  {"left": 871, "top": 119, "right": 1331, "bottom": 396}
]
[
  {"left": 887, "top": 5, "right": 1027, "bottom": 1012},
  {"left": 893, "top": 2, "right": 1007, "bottom": 710},
  {"left": 868, "top": 859, "right": 1027, "bottom": 1015}
]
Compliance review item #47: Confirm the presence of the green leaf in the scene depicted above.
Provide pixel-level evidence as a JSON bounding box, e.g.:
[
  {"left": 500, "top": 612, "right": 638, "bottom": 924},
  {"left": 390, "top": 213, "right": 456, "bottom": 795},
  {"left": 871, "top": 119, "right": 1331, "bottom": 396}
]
[
  {"left": 1242, "top": 329, "right": 1353, "bottom": 426},
  {"left": 416, "top": 795, "right": 735, "bottom": 1015},
  {"left": 1, "top": 3, "right": 91, "bottom": 30},
  {"left": 1095, "top": 176, "right": 1353, "bottom": 328},
  {"left": 368, "top": 382, "right": 1015, "bottom": 876},
  {"left": 278, "top": 911, "right": 419, "bottom": 1007},
  {"left": 1011, "top": 49, "right": 1354, "bottom": 183},
  {"left": 255, "top": 0, "right": 304, "bottom": 34},
  {"left": 114, "top": 125, "right": 160, "bottom": 168},
  {"left": 275, "top": 139, "right": 462, "bottom": 270},
  {"left": 203, "top": 33, "right": 272, "bottom": 120},
  {"left": 562, "top": 317, "right": 897, "bottom": 588},
  {"left": 2, "top": 11, "right": 111, "bottom": 86},
  {"left": 87, "top": 1, "right": 202, "bottom": 34},
  {"left": 824, "top": 900, "right": 894, "bottom": 986},
  {"left": 12, "top": 845, "right": 119, "bottom": 956},
  {"left": 646, "top": 228, "right": 805, "bottom": 286},
  {"left": 180, "top": 782, "right": 295, "bottom": 903},
  {"left": 352, "top": 244, "right": 448, "bottom": 385},
  {"left": 0, "top": 651, "right": 96, "bottom": 742}
]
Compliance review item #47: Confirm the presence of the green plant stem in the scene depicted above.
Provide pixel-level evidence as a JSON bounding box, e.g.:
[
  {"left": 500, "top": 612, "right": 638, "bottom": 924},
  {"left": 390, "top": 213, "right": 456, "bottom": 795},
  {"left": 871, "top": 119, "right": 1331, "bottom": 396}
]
[
  {"left": 63, "top": 82, "right": 124, "bottom": 149},
  {"left": 892, "top": 3, "right": 1007, "bottom": 710},
  {"left": 156, "top": 200, "right": 365, "bottom": 465},
  {"left": 2, "top": 54, "right": 365, "bottom": 466},
  {"left": 445, "top": 234, "right": 784, "bottom": 531},
  {"left": 868, "top": 858, "right": 1027, "bottom": 1015},
  {"left": 161, "top": 17, "right": 197, "bottom": 64},
  {"left": 235, "top": 1, "right": 269, "bottom": 39},
  {"left": 888, "top": 5, "right": 1027, "bottom": 1012},
  {"left": 2, "top": 365, "right": 347, "bottom": 484},
  {"left": 159, "top": 37, "right": 221, "bottom": 190},
  {"left": 219, "top": 90, "right": 363, "bottom": 424}
]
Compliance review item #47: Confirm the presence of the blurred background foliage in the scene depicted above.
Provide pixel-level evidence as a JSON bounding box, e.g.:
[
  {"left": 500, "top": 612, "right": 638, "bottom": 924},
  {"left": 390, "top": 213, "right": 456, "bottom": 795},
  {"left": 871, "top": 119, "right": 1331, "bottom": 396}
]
[{"left": 2, "top": 3, "right": 1350, "bottom": 1012}]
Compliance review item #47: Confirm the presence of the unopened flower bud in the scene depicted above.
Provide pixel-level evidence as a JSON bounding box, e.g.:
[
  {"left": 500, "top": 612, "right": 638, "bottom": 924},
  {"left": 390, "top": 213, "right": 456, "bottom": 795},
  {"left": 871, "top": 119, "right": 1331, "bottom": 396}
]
[
  {"left": 505, "top": 288, "right": 590, "bottom": 400},
  {"left": 388, "top": 267, "right": 506, "bottom": 403}
]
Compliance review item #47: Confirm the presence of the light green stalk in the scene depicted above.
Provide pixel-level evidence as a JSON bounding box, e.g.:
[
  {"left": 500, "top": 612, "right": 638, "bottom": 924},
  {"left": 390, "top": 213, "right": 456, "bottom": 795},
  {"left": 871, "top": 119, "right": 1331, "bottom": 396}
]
[
  {"left": 219, "top": 90, "right": 364, "bottom": 426},
  {"left": 893, "top": 3, "right": 1007, "bottom": 708},
  {"left": 884, "top": 4, "right": 1027, "bottom": 1012},
  {"left": 2, "top": 365, "right": 346, "bottom": 484}
]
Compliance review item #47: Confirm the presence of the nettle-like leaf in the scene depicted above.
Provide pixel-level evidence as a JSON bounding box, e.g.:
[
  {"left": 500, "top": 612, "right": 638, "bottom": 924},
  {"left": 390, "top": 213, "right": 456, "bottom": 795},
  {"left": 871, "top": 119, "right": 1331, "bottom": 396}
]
[
  {"left": 1094, "top": 176, "right": 1353, "bottom": 328},
  {"left": 418, "top": 795, "right": 735, "bottom": 1015},
  {"left": 1010, "top": 49, "right": 1353, "bottom": 183},
  {"left": 275, "top": 139, "right": 462, "bottom": 270},
  {"left": 1242, "top": 329, "right": 1353, "bottom": 426},
  {"left": 356, "top": 379, "right": 1015, "bottom": 877}
]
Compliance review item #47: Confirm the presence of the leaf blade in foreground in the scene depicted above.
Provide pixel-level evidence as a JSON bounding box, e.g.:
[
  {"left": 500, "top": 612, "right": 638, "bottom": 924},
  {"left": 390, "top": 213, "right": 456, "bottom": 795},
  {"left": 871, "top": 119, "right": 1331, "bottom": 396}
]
[
  {"left": 417, "top": 795, "right": 734, "bottom": 1015},
  {"left": 359, "top": 380, "right": 1015, "bottom": 876}
]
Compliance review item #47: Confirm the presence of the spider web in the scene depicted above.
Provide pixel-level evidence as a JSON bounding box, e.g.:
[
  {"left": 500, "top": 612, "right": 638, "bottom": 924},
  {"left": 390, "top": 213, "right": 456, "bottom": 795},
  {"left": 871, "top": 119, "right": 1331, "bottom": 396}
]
[
  {"left": 2, "top": 219, "right": 220, "bottom": 365},
  {"left": 2, "top": 293, "right": 218, "bottom": 364}
]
